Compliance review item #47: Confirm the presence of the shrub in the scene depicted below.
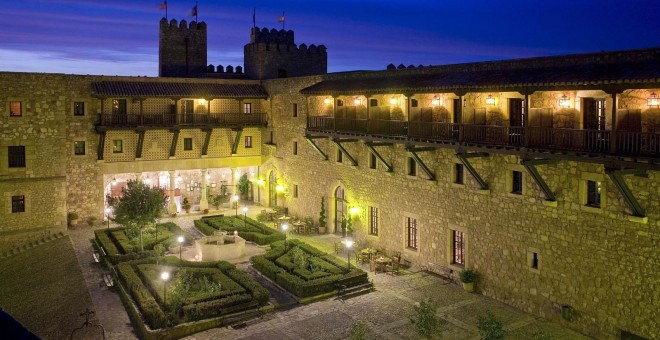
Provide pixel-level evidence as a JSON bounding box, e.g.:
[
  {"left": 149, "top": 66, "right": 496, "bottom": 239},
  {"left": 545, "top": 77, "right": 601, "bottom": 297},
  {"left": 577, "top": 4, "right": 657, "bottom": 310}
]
[
  {"left": 350, "top": 321, "right": 370, "bottom": 340},
  {"left": 410, "top": 298, "right": 445, "bottom": 339},
  {"left": 476, "top": 310, "right": 506, "bottom": 340},
  {"left": 86, "top": 216, "right": 98, "bottom": 227},
  {"left": 459, "top": 268, "right": 476, "bottom": 283}
]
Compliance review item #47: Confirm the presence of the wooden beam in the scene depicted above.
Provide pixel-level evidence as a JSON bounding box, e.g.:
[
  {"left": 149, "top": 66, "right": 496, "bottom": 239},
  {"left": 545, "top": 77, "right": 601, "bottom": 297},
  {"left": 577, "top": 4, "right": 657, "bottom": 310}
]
[
  {"left": 231, "top": 128, "right": 243, "bottom": 155},
  {"left": 456, "top": 152, "right": 488, "bottom": 189},
  {"left": 521, "top": 159, "right": 557, "bottom": 201},
  {"left": 332, "top": 138, "right": 358, "bottom": 166},
  {"left": 365, "top": 142, "right": 393, "bottom": 172},
  {"left": 606, "top": 168, "right": 646, "bottom": 217},
  {"left": 201, "top": 128, "right": 213, "bottom": 156},
  {"left": 406, "top": 146, "right": 435, "bottom": 181},
  {"left": 169, "top": 130, "right": 180, "bottom": 157},
  {"left": 305, "top": 135, "right": 328, "bottom": 160},
  {"left": 97, "top": 131, "right": 106, "bottom": 161},
  {"left": 135, "top": 130, "right": 145, "bottom": 159}
]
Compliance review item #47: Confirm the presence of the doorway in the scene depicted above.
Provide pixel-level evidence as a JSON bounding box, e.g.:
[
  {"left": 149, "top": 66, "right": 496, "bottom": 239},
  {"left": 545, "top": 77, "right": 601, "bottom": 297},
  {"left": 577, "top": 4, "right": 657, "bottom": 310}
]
[{"left": 334, "top": 186, "right": 346, "bottom": 235}]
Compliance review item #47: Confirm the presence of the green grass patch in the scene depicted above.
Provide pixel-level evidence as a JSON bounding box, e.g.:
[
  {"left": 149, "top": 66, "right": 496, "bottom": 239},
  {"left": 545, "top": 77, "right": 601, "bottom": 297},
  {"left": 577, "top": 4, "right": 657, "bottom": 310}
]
[
  {"left": 194, "top": 216, "right": 285, "bottom": 245},
  {"left": 0, "top": 236, "right": 94, "bottom": 339},
  {"left": 251, "top": 239, "right": 369, "bottom": 298}
]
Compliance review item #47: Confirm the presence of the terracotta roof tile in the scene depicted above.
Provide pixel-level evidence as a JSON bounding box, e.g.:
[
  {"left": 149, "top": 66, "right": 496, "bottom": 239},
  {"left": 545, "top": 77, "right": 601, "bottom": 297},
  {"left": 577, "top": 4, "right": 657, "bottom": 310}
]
[{"left": 92, "top": 81, "right": 267, "bottom": 98}]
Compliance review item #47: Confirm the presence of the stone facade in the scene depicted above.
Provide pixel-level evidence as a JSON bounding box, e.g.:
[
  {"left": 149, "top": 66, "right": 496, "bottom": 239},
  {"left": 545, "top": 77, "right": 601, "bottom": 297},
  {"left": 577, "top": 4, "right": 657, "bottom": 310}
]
[{"left": 159, "top": 19, "right": 208, "bottom": 77}]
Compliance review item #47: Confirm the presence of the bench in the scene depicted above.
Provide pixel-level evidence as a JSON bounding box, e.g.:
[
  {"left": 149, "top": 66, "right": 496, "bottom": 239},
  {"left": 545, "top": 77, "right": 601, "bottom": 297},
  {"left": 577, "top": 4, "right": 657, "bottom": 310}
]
[
  {"left": 92, "top": 252, "right": 100, "bottom": 263},
  {"left": 103, "top": 274, "right": 114, "bottom": 287}
]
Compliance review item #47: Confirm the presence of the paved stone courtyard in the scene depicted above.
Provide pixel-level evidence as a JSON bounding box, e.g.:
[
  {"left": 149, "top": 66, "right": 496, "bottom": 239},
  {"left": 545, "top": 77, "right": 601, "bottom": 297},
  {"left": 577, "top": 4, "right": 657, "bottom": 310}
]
[{"left": 68, "top": 207, "right": 589, "bottom": 339}]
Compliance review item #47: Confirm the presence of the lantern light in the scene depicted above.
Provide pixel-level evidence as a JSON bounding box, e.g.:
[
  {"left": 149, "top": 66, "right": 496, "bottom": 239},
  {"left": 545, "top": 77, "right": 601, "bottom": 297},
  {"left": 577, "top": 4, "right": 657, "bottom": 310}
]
[
  {"left": 257, "top": 179, "right": 265, "bottom": 186},
  {"left": 389, "top": 97, "right": 398, "bottom": 105},
  {"left": 558, "top": 95, "right": 571, "bottom": 108},
  {"left": 485, "top": 95, "right": 496, "bottom": 106},
  {"left": 431, "top": 97, "right": 440, "bottom": 107},
  {"left": 323, "top": 98, "right": 332, "bottom": 105},
  {"left": 276, "top": 184, "right": 285, "bottom": 192},
  {"left": 353, "top": 97, "right": 362, "bottom": 105}
]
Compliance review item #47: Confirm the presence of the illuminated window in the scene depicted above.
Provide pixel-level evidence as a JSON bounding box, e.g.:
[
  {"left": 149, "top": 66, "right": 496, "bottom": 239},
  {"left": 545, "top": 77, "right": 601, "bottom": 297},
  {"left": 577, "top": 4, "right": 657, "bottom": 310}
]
[
  {"left": 12, "top": 195, "right": 25, "bottom": 213},
  {"left": 112, "top": 99, "right": 126, "bottom": 115},
  {"left": 586, "top": 180, "right": 601, "bottom": 208},
  {"left": 10, "top": 101, "right": 22, "bottom": 117},
  {"left": 452, "top": 230, "right": 465, "bottom": 266},
  {"left": 113, "top": 140, "right": 123, "bottom": 153},
  {"left": 244, "top": 136, "right": 252, "bottom": 148},
  {"left": 243, "top": 103, "right": 252, "bottom": 114},
  {"left": 8, "top": 146, "right": 26, "bottom": 168},
  {"left": 73, "top": 102, "right": 85, "bottom": 116},
  {"left": 74, "top": 141, "right": 85, "bottom": 155},
  {"left": 406, "top": 217, "right": 417, "bottom": 250},
  {"left": 184, "top": 138, "right": 193, "bottom": 150},
  {"left": 369, "top": 207, "right": 379, "bottom": 236}
]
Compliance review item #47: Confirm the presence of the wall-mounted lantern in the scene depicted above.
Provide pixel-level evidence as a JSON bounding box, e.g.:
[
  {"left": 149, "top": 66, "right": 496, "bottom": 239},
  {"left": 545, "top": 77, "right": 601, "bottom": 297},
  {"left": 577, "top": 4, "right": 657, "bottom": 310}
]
[{"left": 558, "top": 95, "right": 571, "bottom": 108}]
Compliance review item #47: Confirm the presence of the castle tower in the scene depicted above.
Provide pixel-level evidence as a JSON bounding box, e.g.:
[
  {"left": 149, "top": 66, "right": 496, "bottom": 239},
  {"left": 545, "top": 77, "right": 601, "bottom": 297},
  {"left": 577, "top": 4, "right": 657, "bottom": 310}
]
[
  {"left": 159, "top": 18, "right": 207, "bottom": 77},
  {"left": 244, "top": 27, "right": 327, "bottom": 80}
]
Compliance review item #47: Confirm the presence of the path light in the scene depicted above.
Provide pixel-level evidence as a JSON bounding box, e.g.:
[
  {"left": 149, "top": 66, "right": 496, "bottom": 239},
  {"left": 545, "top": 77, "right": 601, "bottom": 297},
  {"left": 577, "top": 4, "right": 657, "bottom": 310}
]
[
  {"left": 177, "top": 236, "right": 184, "bottom": 261},
  {"left": 233, "top": 195, "right": 239, "bottom": 215},
  {"left": 282, "top": 223, "right": 289, "bottom": 251},
  {"left": 160, "top": 272, "right": 170, "bottom": 305},
  {"left": 345, "top": 239, "right": 354, "bottom": 270},
  {"left": 243, "top": 206, "right": 248, "bottom": 228},
  {"left": 105, "top": 207, "right": 111, "bottom": 230}
]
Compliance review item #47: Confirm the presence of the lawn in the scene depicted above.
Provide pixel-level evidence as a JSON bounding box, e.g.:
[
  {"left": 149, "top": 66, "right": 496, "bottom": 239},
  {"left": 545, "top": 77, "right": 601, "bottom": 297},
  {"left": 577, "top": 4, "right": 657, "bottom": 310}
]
[{"left": 0, "top": 236, "right": 93, "bottom": 339}]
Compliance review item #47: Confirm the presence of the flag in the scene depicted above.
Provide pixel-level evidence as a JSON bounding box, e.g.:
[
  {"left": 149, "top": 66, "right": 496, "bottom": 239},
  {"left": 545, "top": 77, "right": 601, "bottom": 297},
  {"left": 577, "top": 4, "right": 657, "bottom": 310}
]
[
  {"left": 191, "top": 5, "right": 198, "bottom": 17},
  {"left": 278, "top": 13, "right": 285, "bottom": 23},
  {"left": 159, "top": 1, "right": 167, "bottom": 10}
]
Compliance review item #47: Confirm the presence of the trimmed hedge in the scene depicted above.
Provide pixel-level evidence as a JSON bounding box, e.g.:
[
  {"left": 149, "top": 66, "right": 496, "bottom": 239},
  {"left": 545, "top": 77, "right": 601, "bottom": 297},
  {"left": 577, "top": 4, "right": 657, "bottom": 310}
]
[
  {"left": 95, "top": 223, "right": 191, "bottom": 264},
  {"left": 193, "top": 216, "right": 285, "bottom": 245},
  {"left": 117, "top": 262, "right": 169, "bottom": 329},
  {"left": 251, "top": 239, "right": 368, "bottom": 298}
]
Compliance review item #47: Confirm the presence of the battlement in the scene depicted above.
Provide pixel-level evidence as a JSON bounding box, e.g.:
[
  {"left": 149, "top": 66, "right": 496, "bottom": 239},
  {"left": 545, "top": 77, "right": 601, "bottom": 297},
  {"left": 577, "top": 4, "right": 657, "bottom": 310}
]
[
  {"left": 245, "top": 42, "right": 327, "bottom": 54},
  {"left": 160, "top": 18, "right": 207, "bottom": 31},
  {"left": 251, "top": 27, "right": 294, "bottom": 45}
]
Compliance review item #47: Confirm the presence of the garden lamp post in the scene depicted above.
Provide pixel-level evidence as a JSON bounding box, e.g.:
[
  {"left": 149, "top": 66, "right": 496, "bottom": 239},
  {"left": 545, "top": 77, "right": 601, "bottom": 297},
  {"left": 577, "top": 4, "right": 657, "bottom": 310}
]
[
  {"left": 105, "top": 207, "right": 111, "bottom": 230},
  {"left": 233, "top": 195, "right": 239, "bottom": 216},
  {"left": 177, "top": 235, "right": 184, "bottom": 262},
  {"left": 282, "top": 223, "right": 288, "bottom": 251},
  {"left": 345, "top": 239, "right": 354, "bottom": 271},
  {"left": 160, "top": 271, "right": 170, "bottom": 306},
  {"left": 242, "top": 206, "right": 248, "bottom": 228}
]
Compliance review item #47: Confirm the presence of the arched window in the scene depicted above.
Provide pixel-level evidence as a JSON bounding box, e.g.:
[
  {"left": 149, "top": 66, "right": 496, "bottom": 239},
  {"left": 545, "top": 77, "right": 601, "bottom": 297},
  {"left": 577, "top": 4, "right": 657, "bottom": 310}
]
[{"left": 334, "top": 186, "right": 346, "bottom": 235}]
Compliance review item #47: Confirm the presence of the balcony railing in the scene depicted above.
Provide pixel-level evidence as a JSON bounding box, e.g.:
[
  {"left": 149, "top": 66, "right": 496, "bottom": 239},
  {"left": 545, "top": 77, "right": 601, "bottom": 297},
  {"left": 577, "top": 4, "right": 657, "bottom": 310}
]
[
  {"left": 307, "top": 117, "right": 660, "bottom": 158},
  {"left": 97, "top": 113, "right": 268, "bottom": 128}
]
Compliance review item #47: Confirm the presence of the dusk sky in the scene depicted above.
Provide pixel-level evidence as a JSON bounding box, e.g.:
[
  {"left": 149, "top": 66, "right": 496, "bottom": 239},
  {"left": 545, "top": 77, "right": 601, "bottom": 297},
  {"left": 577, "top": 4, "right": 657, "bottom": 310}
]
[{"left": 1, "top": 0, "right": 658, "bottom": 76}]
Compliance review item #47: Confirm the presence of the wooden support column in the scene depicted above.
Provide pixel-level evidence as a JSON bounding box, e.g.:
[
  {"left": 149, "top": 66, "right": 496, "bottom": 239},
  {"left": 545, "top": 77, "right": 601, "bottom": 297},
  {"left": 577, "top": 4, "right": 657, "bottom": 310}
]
[
  {"left": 168, "top": 170, "right": 177, "bottom": 214},
  {"left": 609, "top": 91, "right": 619, "bottom": 154},
  {"left": 200, "top": 168, "right": 209, "bottom": 211},
  {"left": 524, "top": 92, "right": 531, "bottom": 147}
]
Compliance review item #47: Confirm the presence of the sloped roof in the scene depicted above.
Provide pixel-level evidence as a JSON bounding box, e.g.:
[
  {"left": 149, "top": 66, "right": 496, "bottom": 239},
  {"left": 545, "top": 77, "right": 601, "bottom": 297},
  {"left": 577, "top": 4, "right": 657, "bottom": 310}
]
[
  {"left": 92, "top": 81, "right": 268, "bottom": 98},
  {"left": 301, "top": 60, "right": 660, "bottom": 95}
]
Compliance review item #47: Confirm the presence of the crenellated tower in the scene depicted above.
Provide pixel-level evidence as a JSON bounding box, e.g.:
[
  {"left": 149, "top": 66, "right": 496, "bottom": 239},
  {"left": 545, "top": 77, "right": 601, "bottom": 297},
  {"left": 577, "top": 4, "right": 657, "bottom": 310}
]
[
  {"left": 159, "top": 18, "right": 208, "bottom": 77},
  {"left": 244, "top": 27, "right": 327, "bottom": 80}
]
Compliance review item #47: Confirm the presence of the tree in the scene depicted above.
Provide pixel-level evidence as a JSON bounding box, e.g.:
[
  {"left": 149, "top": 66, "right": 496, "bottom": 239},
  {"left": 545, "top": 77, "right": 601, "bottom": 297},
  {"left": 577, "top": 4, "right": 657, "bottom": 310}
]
[
  {"left": 107, "top": 179, "right": 166, "bottom": 252},
  {"left": 237, "top": 174, "right": 250, "bottom": 199},
  {"left": 410, "top": 298, "right": 445, "bottom": 339},
  {"left": 476, "top": 310, "right": 506, "bottom": 340},
  {"left": 319, "top": 196, "right": 326, "bottom": 229}
]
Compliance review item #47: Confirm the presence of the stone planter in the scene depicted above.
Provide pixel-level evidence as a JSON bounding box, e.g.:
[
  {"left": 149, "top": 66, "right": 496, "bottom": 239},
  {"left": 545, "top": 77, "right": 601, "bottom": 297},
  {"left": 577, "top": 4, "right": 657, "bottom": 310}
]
[{"left": 462, "top": 282, "right": 474, "bottom": 293}]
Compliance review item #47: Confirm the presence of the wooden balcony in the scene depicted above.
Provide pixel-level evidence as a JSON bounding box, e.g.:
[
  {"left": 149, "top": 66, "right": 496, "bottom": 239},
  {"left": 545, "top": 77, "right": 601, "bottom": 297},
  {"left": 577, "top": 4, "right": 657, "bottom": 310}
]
[
  {"left": 307, "top": 117, "right": 660, "bottom": 158},
  {"left": 96, "top": 113, "right": 268, "bottom": 130}
]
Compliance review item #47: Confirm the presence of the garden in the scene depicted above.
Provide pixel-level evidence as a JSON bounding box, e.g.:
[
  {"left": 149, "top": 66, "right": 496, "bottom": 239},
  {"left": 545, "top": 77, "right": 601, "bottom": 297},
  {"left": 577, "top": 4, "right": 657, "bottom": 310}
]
[
  {"left": 194, "top": 215, "right": 285, "bottom": 245},
  {"left": 251, "top": 239, "right": 369, "bottom": 299},
  {"left": 116, "top": 257, "right": 270, "bottom": 338},
  {"left": 95, "top": 222, "right": 191, "bottom": 264}
]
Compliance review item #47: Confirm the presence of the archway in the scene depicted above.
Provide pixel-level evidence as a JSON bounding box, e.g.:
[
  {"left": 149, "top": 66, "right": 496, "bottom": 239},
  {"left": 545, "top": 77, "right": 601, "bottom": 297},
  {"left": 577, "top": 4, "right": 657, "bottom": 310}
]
[
  {"left": 334, "top": 186, "right": 346, "bottom": 235},
  {"left": 269, "top": 171, "right": 277, "bottom": 207}
]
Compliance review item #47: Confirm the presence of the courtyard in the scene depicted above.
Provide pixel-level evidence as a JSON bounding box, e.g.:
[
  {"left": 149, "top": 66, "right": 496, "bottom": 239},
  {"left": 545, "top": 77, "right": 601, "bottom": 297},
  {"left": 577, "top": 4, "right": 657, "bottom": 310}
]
[{"left": 60, "top": 206, "right": 589, "bottom": 339}]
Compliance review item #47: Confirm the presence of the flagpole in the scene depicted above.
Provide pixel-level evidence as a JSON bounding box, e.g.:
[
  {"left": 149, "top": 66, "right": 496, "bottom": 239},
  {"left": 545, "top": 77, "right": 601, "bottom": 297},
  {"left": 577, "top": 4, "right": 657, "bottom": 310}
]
[
  {"left": 253, "top": 7, "right": 256, "bottom": 29},
  {"left": 282, "top": 11, "right": 285, "bottom": 29},
  {"left": 165, "top": 1, "right": 168, "bottom": 21},
  {"left": 196, "top": 1, "right": 199, "bottom": 22}
]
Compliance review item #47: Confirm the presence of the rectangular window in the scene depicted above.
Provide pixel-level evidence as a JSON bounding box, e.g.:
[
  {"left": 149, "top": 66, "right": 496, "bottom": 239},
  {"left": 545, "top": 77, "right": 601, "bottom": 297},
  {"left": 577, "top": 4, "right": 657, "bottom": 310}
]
[
  {"left": 112, "top": 140, "right": 123, "bottom": 153},
  {"left": 292, "top": 103, "right": 298, "bottom": 117},
  {"left": 10, "top": 101, "right": 22, "bottom": 117},
  {"left": 74, "top": 141, "right": 85, "bottom": 155},
  {"left": 408, "top": 157, "right": 417, "bottom": 176},
  {"left": 337, "top": 99, "right": 344, "bottom": 107},
  {"left": 337, "top": 148, "right": 343, "bottom": 163},
  {"left": 293, "top": 184, "right": 298, "bottom": 198},
  {"left": 369, "top": 207, "right": 379, "bottom": 235},
  {"left": 269, "top": 131, "right": 274, "bottom": 144},
  {"left": 586, "top": 180, "right": 601, "bottom": 207},
  {"left": 511, "top": 170, "right": 523, "bottom": 194},
  {"left": 243, "top": 103, "right": 252, "bottom": 114},
  {"left": 184, "top": 137, "right": 193, "bottom": 150},
  {"left": 11, "top": 195, "right": 25, "bottom": 213},
  {"left": 531, "top": 252, "right": 539, "bottom": 269},
  {"left": 8, "top": 146, "right": 26, "bottom": 168},
  {"left": 112, "top": 99, "right": 127, "bottom": 115},
  {"left": 73, "top": 102, "right": 85, "bottom": 116},
  {"left": 411, "top": 99, "right": 418, "bottom": 107},
  {"left": 406, "top": 217, "right": 418, "bottom": 250},
  {"left": 369, "top": 99, "right": 378, "bottom": 107},
  {"left": 244, "top": 136, "right": 252, "bottom": 148},
  {"left": 454, "top": 163, "right": 464, "bottom": 184},
  {"left": 369, "top": 153, "right": 377, "bottom": 169},
  {"left": 292, "top": 141, "right": 297, "bottom": 155},
  {"left": 452, "top": 230, "right": 465, "bottom": 266}
]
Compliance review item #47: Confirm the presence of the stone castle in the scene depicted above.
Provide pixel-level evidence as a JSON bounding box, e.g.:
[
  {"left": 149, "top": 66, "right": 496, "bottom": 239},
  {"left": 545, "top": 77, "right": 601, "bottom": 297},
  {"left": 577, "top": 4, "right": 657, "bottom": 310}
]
[{"left": 0, "top": 17, "right": 658, "bottom": 339}]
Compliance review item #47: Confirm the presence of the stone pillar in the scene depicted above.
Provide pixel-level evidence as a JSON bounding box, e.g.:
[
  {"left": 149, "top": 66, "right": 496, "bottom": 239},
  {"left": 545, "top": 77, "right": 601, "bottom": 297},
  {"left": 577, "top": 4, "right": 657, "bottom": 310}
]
[
  {"left": 200, "top": 168, "right": 209, "bottom": 211},
  {"left": 168, "top": 170, "right": 177, "bottom": 214}
]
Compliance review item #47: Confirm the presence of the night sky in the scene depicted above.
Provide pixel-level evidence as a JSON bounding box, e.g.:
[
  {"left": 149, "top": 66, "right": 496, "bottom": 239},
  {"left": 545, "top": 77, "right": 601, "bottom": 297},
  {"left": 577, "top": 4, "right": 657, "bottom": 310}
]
[{"left": 1, "top": 0, "right": 658, "bottom": 76}]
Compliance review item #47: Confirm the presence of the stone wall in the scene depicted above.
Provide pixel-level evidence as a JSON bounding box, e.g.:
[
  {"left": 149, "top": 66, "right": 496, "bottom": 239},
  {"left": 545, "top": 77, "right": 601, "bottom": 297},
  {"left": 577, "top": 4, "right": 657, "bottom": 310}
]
[{"left": 263, "top": 77, "right": 660, "bottom": 340}]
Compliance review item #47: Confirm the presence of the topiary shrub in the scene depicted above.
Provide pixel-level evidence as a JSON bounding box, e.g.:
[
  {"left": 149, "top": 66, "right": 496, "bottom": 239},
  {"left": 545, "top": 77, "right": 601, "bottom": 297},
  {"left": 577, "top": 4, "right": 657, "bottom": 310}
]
[{"left": 476, "top": 310, "right": 506, "bottom": 340}]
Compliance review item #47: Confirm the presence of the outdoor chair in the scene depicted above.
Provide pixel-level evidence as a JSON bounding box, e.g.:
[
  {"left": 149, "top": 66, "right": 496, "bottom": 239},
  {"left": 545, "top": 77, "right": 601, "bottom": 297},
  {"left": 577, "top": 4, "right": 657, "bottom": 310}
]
[{"left": 386, "top": 256, "right": 400, "bottom": 275}]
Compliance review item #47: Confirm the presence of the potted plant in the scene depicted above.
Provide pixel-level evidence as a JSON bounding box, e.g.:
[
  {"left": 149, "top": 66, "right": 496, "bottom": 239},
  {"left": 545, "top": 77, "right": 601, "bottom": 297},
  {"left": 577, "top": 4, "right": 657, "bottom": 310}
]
[
  {"left": 86, "top": 216, "right": 98, "bottom": 227},
  {"left": 459, "top": 268, "right": 476, "bottom": 293},
  {"left": 182, "top": 197, "right": 191, "bottom": 213},
  {"left": 237, "top": 174, "right": 250, "bottom": 200},
  {"left": 67, "top": 212, "right": 79, "bottom": 227},
  {"left": 318, "top": 197, "right": 327, "bottom": 234}
]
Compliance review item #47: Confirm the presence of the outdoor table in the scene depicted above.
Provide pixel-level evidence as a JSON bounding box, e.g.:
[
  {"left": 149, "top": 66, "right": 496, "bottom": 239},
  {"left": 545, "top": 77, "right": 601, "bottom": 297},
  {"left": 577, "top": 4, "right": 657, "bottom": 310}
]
[
  {"left": 374, "top": 256, "right": 392, "bottom": 273},
  {"left": 278, "top": 216, "right": 291, "bottom": 227},
  {"left": 292, "top": 221, "right": 305, "bottom": 233},
  {"left": 264, "top": 209, "right": 277, "bottom": 221}
]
